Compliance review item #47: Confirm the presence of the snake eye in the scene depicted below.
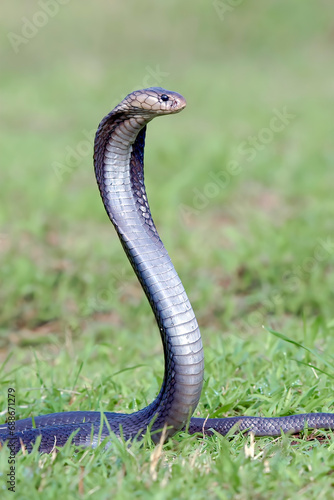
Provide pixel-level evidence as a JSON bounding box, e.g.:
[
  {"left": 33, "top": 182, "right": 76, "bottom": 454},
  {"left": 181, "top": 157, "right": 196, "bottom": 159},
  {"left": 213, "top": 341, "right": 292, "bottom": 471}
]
[{"left": 160, "top": 94, "right": 169, "bottom": 102}]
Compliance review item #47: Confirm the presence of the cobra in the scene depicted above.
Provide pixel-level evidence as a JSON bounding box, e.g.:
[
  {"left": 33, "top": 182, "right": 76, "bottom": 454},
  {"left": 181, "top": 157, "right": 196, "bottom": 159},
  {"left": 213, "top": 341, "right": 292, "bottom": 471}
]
[{"left": 1, "top": 87, "right": 334, "bottom": 454}]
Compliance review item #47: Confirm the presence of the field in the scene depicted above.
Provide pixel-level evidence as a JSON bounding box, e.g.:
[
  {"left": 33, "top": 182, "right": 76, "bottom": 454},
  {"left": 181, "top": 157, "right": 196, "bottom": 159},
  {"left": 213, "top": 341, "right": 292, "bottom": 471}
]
[{"left": 1, "top": 1, "right": 334, "bottom": 499}]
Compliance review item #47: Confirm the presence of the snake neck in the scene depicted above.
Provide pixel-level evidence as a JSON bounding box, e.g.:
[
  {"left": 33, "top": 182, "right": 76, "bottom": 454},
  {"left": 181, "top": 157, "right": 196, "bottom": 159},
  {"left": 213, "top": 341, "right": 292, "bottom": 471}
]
[{"left": 94, "top": 108, "right": 204, "bottom": 436}]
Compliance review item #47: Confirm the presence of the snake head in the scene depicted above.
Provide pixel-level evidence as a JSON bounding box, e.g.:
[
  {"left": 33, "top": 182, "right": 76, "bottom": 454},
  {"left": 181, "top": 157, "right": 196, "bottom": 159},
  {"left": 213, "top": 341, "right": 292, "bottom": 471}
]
[{"left": 121, "top": 87, "right": 187, "bottom": 116}]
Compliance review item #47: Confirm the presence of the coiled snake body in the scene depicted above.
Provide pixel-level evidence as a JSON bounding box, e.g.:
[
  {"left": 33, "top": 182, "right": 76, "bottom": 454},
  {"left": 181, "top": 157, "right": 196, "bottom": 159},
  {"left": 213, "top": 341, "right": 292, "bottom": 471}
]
[{"left": 1, "top": 88, "right": 334, "bottom": 454}]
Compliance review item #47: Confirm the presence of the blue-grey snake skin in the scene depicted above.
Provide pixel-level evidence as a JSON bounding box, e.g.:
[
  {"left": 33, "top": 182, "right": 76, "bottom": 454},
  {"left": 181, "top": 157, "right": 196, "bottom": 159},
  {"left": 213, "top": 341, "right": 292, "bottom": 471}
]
[{"left": 1, "top": 88, "right": 333, "bottom": 454}]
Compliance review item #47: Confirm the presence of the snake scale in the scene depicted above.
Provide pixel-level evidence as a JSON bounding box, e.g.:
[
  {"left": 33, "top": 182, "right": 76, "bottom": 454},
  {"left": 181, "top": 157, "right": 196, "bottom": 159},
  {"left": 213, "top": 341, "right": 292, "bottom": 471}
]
[{"left": 1, "top": 87, "right": 334, "bottom": 454}]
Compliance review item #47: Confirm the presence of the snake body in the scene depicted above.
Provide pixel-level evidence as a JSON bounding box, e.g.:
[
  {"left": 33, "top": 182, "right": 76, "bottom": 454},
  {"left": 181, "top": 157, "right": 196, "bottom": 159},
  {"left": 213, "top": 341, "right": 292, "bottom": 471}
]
[{"left": 1, "top": 88, "right": 334, "bottom": 454}]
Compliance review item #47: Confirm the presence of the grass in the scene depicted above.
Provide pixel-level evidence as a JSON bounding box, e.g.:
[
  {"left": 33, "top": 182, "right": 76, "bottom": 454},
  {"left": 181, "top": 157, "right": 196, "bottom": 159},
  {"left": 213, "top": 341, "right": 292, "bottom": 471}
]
[{"left": 1, "top": 1, "right": 334, "bottom": 498}]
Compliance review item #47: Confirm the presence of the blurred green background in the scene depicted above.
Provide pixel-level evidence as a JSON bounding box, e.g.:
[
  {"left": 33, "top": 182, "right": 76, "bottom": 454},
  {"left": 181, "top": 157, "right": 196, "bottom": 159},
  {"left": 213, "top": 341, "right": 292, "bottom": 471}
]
[
  {"left": 1, "top": 1, "right": 334, "bottom": 497},
  {"left": 1, "top": 0, "right": 333, "bottom": 335}
]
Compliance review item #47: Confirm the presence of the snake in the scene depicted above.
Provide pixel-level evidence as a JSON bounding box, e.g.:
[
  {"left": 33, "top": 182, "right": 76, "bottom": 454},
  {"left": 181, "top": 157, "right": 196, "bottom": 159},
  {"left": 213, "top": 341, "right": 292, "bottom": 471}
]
[{"left": 1, "top": 87, "right": 334, "bottom": 455}]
